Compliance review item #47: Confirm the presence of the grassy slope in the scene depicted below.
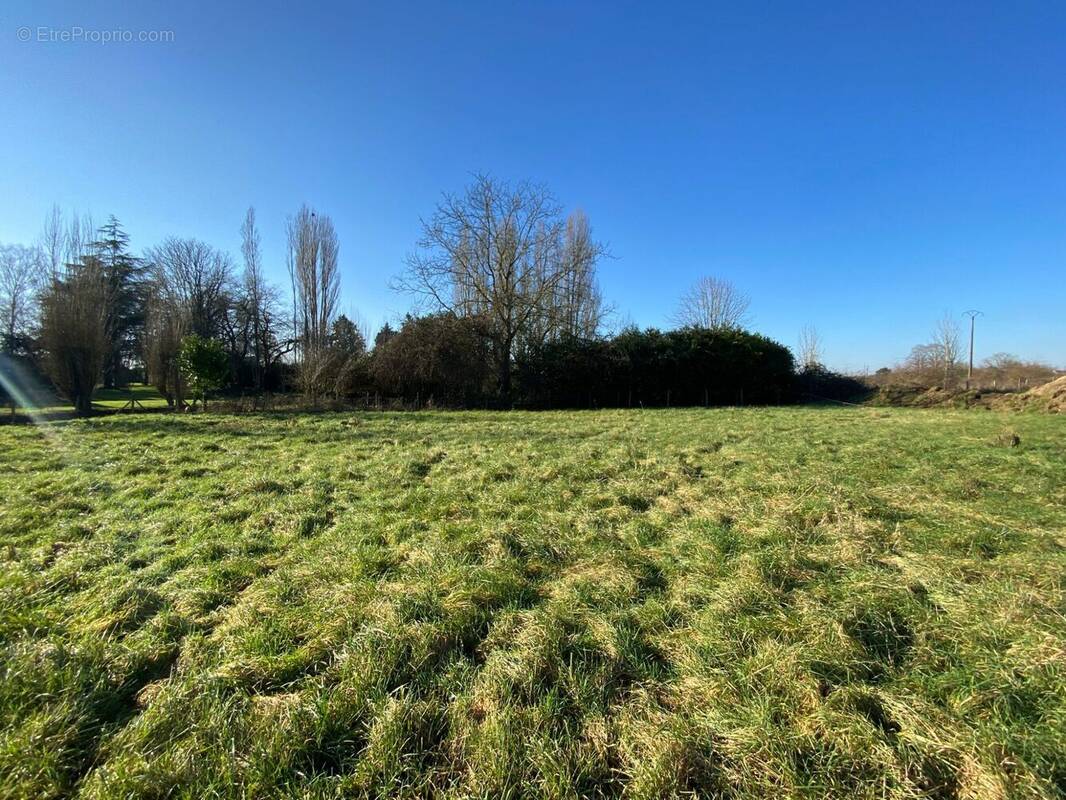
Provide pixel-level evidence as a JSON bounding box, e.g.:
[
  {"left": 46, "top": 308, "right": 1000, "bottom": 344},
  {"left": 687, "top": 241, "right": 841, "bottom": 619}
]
[{"left": 0, "top": 408, "right": 1063, "bottom": 799}]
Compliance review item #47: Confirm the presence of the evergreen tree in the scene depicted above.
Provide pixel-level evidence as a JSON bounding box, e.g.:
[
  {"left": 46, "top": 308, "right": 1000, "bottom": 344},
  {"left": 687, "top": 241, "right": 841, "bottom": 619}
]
[
  {"left": 330, "top": 315, "right": 367, "bottom": 356},
  {"left": 91, "top": 216, "right": 145, "bottom": 387},
  {"left": 373, "top": 322, "right": 396, "bottom": 350}
]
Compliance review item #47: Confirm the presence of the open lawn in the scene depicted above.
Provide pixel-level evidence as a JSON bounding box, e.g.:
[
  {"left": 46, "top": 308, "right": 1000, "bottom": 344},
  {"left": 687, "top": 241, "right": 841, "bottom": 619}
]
[
  {"left": 87, "top": 385, "right": 170, "bottom": 412},
  {"left": 5, "top": 384, "right": 169, "bottom": 417},
  {"left": 0, "top": 408, "right": 1063, "bottom": 799}
]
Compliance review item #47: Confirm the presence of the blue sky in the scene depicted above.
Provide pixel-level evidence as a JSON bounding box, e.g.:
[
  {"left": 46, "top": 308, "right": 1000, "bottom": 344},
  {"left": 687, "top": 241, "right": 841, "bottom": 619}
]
[{"left": 1, "top": 1, "right": 1064, "bottom": 370}]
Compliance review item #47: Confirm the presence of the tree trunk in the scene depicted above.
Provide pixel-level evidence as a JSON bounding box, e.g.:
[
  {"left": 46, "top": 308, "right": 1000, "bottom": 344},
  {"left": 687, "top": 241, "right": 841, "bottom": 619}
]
[
  {"left": 103, "top": 356, "right": 116, "bottom": 389},
  {"left": 75, "top": 390, "right": 93, "bottom": 416},
  {"left": 497, "top": 338, "right": 513, "bottom": 405}
]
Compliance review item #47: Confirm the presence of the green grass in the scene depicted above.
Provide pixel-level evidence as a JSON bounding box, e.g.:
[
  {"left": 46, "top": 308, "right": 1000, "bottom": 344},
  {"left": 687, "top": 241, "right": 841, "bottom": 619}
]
[
  {"left": 87, "top": 384, "right": 169, "bottom": 411},
  {"left": 0, "top": 407, "right": 1063, "bottom": 799},
  {"left": 6, "top": 383, "right": 169, "bottom": 415}
]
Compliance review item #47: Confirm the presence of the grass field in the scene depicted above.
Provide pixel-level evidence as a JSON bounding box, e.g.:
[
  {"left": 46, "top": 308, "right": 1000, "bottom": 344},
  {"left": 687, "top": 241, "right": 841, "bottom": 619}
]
[
  {"left": 1, "top": 407, "right": 1063, "bottom": 799},
  {"left": 5, "top": 384, "right": 169, "bottom": 417},
  {"left": 87, "top": 385, "right": 169, "bottom": 412}
]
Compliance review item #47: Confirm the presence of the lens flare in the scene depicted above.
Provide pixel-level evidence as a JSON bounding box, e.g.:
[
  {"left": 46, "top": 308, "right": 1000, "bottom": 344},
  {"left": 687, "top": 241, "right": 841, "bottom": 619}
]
[{"left": 0, "top": 354, "right": 65, "bottom": 445}]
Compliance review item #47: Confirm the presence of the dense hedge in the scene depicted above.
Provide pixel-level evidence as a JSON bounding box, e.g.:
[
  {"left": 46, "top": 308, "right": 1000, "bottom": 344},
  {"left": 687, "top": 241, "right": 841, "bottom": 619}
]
[
  {"left": 364, "top": 318, "right": 796, "bottom": 409},
  {"left": 516, "top": 327, "right": 796, "bottom": 408},
  {"left": 793, "top": 365, "right": 871, "bottom": 404}
]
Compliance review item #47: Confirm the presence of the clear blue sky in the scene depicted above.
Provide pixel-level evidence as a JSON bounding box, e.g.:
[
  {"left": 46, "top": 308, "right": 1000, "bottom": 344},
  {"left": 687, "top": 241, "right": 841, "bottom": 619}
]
[{"left": 2, "top": 1, "right": 1064, "bottom": 370}]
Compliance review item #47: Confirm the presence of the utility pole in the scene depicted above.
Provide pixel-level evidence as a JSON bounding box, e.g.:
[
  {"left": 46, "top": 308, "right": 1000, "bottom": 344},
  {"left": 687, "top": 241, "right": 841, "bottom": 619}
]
[{"left": 963, "top": 310, "right": 983, "bottom": 389}]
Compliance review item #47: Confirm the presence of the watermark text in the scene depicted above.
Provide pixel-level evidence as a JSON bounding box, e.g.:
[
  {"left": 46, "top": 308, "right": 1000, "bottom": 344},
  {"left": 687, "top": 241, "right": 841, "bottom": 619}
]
[{"left": 17, "top": 26, "right": 175, "bottom": 44}]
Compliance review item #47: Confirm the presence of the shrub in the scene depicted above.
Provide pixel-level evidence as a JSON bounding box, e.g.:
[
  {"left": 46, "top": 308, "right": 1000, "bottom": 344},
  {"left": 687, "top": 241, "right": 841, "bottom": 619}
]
[
  {"left": 178, "top": 335, "right": 229, "bottom": 410},
  {"left": 370, "top": 314, "right": 494, "bottom": 407}
]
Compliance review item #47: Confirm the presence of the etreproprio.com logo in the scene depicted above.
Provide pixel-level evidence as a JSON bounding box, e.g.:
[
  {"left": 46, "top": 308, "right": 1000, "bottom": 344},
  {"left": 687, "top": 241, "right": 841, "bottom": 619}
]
[{"left": 17, "top": 26, "right": 175, "bottom": 43}]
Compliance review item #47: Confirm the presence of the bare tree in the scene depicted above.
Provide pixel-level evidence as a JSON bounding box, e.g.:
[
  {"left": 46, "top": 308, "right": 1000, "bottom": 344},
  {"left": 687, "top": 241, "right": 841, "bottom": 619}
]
[
  {"left": 900, "top": 343, "right": 941, "bottom": 386},
  {"left": 64, "top": 214, "right": 95, "bottom": 271},
  {"left": 39, "top": 257, "right": 110, "bottom": 414},
  {"left": 980, "top": 353, "right": 1055, "bottom": 390},
  {"left": 396, "top": 175, "right": 603, "bottom": 400},
  {"left": 287, "top": 205, "right": 340, "bottom": 401},
  {"left": 143, "top": 290, "right": 188, "bottom": 408},
  {"left": 674, "top": 276, "right": 751, "bottom": 331},
  {"left": 33, "top": 213, "right": 110, "bottom": 414},
  {"left": 142, "top": 238, "right": 233, "bottom": 407},
  {"left": 555, "top": 209, "right": 607, "bottom": 339},
  {"left": 37, "top": 206, "right": 95, "bottom": 278},
  {"left": 39, "top": 205, "right": 65, "bottom": 280},
  {"left": 220, "top": 286, "right": 253, "bottom": 383},
  {"left": 797, "top": 324, "right": 823, "bottom": 369},
  {"left": 145, "top": 238, "right": 233, "bottom": 339},
  {"left": 932, "top": 312, "right": 961, "bottom": 389},
  {"left": 255, "top": 285, "right": 290, "bottom": 384},
  {"left": 0, "top": 244, "right": 44, "bottom": 351},
  {"left": 241, "top": 207, "right": 269, "bottom": 390}
]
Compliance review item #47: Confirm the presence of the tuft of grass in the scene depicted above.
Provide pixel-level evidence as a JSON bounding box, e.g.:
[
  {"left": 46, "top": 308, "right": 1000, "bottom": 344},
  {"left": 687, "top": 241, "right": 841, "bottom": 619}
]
[{"left": 0, "top": 407, "right": 1063, "bottom": 798}]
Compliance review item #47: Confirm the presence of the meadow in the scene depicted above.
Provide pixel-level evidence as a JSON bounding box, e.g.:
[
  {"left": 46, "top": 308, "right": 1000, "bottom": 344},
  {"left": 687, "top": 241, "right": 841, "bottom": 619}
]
[
  {"left": 0, "top": 407, "right": 1063, "bottom": 799},
  {"left": 4, "top": 384, "right": 170, "bottom": 417}
]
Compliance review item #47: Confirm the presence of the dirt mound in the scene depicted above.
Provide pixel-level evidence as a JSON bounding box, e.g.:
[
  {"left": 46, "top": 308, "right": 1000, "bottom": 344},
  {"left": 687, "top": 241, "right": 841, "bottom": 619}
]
[
  {"left": 1026, "top": 374, "right": 1066, "bottom": 398},
  {"left": 869, "top": 385, "right": 1003, "bottom": 409},
  {"left": 869, "top": 377, "right": 1066, "bottom": 413},
  {"left": 1011, "top": 375, "right": 1066, "bottom": 413}
]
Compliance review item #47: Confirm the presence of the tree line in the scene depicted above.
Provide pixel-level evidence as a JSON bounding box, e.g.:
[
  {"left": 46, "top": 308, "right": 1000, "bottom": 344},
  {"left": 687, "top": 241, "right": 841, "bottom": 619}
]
[
  {"left": 2, "top": 174, "right": 896, "bottom": 415},
  {"left": 863, "top": 312, "right": 1057, "bottom": 392}
]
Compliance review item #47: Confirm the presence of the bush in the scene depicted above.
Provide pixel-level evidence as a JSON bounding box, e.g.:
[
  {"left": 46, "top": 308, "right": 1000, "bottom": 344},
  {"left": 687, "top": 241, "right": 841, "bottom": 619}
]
[
  {"left": 370, "top": 314, "right": 494, "bottom": 407},
  {"left": 178, "top": 335, "right": 229, "bottom": 410},
  {"left": 332, "top": 353, "right": 372, "bottom": 399}
]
